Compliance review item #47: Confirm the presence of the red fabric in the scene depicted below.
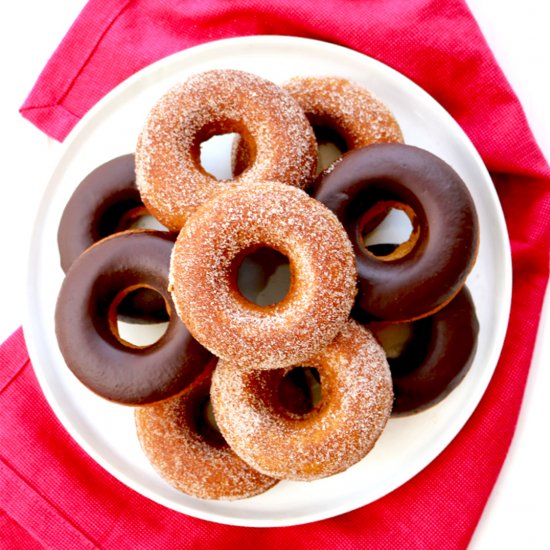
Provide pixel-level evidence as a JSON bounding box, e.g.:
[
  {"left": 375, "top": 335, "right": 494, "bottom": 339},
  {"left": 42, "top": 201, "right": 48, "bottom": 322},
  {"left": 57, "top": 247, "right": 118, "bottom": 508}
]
[{"left": 6, "top": 0, "right": 549, "bottom": 547}]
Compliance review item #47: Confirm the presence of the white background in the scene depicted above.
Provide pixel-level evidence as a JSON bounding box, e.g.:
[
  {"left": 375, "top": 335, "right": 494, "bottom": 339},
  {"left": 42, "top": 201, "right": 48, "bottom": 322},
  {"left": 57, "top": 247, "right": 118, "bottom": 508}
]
[{"left": 1, "top": 1, "right": 548, "bottom": 547}]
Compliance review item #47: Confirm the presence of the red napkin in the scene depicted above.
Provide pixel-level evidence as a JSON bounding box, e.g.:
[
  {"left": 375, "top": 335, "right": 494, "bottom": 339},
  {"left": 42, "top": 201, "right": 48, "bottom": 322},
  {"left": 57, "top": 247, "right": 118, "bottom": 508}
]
[{"left": 6, "top": 0, "right": 548, "bottom": 547}]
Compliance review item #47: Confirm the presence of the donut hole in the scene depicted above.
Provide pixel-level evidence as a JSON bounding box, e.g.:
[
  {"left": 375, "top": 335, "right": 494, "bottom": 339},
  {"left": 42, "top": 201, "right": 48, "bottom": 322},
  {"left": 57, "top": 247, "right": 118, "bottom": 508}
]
[
  {"left": 360, "top": 202, "right": 419, "bottom": 260},
  {"left": 278, "top": 367, "right": 322, "bottom": 416},
  {"left": 196, "top": 396, "right": 226, "bottom": 447},
  {"left": 370, "top": 322, "right": 414, "bottom": 359},
  {"left": 97, "top": 201, "right": 167, "bottom": 237},
  {"left": 313, "top": 125, "right": 348, "bottom": 174},
  {"left": 109, "top": 286, "right": 170, "bottom": 347},
  {"left": 97, "top": 199, "right": 145, "bottom": 238},
  {"left": 234, "top": 246, "right": 291, "bottom": 306},
  {"left": 370, "top": 319, "right": 432, "bottom": 377},
  {"left": 119, "top": 209, "right": 167, "bottom": 231},
  {"left": 197, "top": 121, "right": 256, "bottom": 181}
]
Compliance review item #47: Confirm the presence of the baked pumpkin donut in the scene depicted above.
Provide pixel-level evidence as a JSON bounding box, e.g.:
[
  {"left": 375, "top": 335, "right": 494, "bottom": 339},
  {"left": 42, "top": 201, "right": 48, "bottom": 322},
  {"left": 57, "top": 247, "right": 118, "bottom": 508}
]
[
  {"left": 135, "top": 69, "right": 317, "bottom": 231},
  {"left": 169, "top": 181, "right": 357, "bottom": 370},
  {"left": 135, "top": 361, "right": 278, "bottom": 500},
  {"left": 210, "top": 320, "right": 393, "bottom": 481},
  {"left": 55, "top": 230, "right": 212, "bottom": 405},
  {"left": 370, "top": 287, "right": 479, "bottom": 415},
  {"left": 284, "top": 76, "right": 403, "bottom": 151},
  {"left": 233, "top": 76, "right": 403, "bottom": 176},
  {"left": 57, "top": 154, "right": 168, "bottom": 323},
  {"left": 312, "top": 143, "right": 479, "bottom": 322}
]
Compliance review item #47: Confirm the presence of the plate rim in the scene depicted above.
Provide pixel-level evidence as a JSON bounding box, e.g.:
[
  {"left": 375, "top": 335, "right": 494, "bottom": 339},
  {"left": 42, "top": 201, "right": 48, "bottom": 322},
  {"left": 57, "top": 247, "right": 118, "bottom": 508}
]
[{"left": 23, "top": 34, "right": 513, "bottom": 527}]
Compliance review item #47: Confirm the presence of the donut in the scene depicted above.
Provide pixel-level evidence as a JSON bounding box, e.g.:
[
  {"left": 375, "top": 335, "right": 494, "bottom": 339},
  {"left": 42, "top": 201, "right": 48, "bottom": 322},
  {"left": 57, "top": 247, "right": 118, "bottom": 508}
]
[
  {"left": 135, "top": 361, "right": 278, "bottom": 500},
  {"left": 135, "top": 69, "right": 317, "bottom": 231},
  {"left": 55, "top": 230, "right": 212, "bottom": 405},
  {"left": 58, "top": 154, "right": 150, "bottom": 270},
  {"left": 312, "top": 143, "right": 479, "bottom": 322},
  {"left": 210, "top": 320, "right": 393, "bottom": 481},
  {"left": 370, "top": 287, "right": 479, "bottom": 415},
  {"left": 57, "top": 154, "right": 168, "bottom": 323},
  {"left": 169, "top": 181, "right": 357, "bottom": 370},
  {"left": 284, "top": 76, "right": 403, "bottom": 153},
  {"left": 233, "top": 76, "right": 403, "bottom": 176}
]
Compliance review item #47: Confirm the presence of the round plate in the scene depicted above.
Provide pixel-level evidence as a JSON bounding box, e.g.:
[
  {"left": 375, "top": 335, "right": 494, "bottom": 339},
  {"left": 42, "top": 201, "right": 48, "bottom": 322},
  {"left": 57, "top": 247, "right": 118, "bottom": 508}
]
[{"left": 24, "top": 36, "right": 512, "bottom": 527}]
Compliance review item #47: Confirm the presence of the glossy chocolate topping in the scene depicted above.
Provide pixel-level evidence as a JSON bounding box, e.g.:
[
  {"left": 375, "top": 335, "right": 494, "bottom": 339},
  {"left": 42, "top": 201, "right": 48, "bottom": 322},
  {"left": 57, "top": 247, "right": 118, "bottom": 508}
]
[
  {"left": 312, "top": 143, "right": 479, "bottom": 322},
  {"left": 370, "top": 287, "right": 479, "bottom": 415},
  {"left": 55, "top": 230, "right": 212, "bottom": 406},
  {"left": 58, "top": 154, "right": 142, "bottom": 271},
  {"left": 57, "top": 154, "right": 169, "bottom": 323}
]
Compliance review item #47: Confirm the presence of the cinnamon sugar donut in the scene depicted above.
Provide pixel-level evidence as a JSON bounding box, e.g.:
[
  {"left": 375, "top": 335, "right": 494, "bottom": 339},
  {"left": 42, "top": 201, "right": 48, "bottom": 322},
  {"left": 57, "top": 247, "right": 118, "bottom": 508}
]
[
  {"left": 135, "top": 361, "right": 278, "bottom": 500},
  {"left": 210, "top": 320, "right": 393, "bottom": 481},
  {"left": 55, "top": 230, "right": 212, "bottom": 405},
  {"left": 135, "top": 69, "right": 317, "bottom": 231},
  {"left": 312, "top": 143, "right": 479, "bottom": 322},
  {"left": 284, "top": 76, "right": 403, "bottom": 151},
  {"left": 169, "top": 181, "right": 357, "bottom": 369},
  {"left": 233, "top": 77, "right": 403, "bottom": 176}
]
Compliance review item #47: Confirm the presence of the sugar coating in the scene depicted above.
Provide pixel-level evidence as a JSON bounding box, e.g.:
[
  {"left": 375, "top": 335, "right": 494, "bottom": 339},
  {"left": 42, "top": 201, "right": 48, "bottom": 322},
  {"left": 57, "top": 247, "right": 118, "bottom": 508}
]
[
  {"left": 210, "top": 320, "right": 394, "bottom": 481},
  {"left": 169, "top": 181, "right": 357, "bottom": 369},
  {"left": 135, "top": 367, "right": 278, "bottom": 500},
  {"left": 135, "top": 69, "right": 317, "bottom": 231},
  {"left": 283, "top": 76, "right": 403, "bottom": 148}
]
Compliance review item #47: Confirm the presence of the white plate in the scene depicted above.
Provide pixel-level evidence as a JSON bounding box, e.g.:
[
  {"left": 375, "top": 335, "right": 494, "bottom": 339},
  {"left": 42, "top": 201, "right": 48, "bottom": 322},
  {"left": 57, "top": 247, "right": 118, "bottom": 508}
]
[{"left": 23, "top": 36, "right": 512, "bottom": 527}]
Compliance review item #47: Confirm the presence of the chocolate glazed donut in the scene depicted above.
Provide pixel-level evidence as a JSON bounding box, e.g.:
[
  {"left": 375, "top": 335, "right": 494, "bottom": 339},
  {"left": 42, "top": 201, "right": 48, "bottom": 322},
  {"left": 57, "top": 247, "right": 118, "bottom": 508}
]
[
  {"left": 312, "top": 143, "right": 479, "bottom": 322},
  {"left": 57, "top": 154, "right": 169, "bottom": 323},
  {"left": 55, "top": 230, "right": 212, "bottom": 405},
  {"left": 370, "top": 287, "right": 479, "bottom": 415},
  {"left": 59, "top": 154, "right": 144, "bottom": 270}
]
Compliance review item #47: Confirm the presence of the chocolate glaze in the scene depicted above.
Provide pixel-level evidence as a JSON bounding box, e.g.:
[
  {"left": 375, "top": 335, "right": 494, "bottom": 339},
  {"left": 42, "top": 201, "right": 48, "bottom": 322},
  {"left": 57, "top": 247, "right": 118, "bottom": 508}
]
[
  {"left": 58, "top": 154, "right": 140, "bottom": 271},
  {"left": 57, "top": 154, "right": 170, "bottom": 323},
  {"left": 370, "top": 287, "right": 479, "bottom": 415},
  {"left": 55, "top": 230, "right": 212, "bottom": 406},
  {"left": 312, "top": 143, "right": 479, "bottom": 322}
]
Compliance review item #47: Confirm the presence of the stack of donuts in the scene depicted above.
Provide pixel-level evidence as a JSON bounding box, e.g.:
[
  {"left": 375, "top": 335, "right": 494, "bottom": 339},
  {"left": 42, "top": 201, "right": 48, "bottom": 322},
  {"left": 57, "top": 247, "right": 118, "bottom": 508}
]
[{"left": 55, "top": 69, "right": 479, "bottom": 501}]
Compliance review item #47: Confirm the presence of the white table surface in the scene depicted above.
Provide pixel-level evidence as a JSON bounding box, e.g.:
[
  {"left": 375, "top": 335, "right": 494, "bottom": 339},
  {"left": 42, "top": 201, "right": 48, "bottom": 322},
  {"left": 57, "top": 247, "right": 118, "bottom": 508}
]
[{"left": 1, "top": 1, "right": 548, "bottom": 547}]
